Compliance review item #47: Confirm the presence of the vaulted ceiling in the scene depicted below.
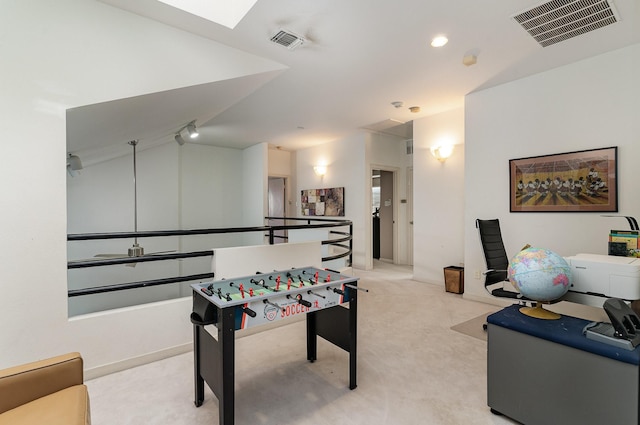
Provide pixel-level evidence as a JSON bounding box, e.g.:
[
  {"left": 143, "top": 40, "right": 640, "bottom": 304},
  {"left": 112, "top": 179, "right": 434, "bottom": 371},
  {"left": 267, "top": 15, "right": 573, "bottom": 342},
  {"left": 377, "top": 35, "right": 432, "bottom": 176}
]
[{"left": 68, "top": 0, "right": 640, "bottom": 164}]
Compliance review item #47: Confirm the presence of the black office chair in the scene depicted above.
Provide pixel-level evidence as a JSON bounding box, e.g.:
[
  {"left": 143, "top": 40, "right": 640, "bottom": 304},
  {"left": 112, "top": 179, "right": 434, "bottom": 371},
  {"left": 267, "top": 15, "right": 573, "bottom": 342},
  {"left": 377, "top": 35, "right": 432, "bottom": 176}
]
[{"left": 476, "top": 219, "right": 528, "bottom": 301}]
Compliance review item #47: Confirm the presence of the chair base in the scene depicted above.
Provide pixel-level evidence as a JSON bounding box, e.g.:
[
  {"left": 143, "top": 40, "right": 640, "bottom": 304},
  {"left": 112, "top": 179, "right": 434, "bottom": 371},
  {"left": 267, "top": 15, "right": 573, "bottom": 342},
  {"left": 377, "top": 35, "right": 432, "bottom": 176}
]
[{"left": 490, "top": 288, "right": 521, "bottom": 299}]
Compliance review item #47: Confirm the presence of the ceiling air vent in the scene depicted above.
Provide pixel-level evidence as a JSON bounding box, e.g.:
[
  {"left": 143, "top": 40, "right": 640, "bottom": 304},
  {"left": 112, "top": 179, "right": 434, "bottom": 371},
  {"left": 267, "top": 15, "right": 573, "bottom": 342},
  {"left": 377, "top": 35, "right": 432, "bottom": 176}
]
[
  {"left": 512, "top": 0, "right": 620, "bottom": 47},
  {"left": 270, "top": 29, "right": 306, "bottom": 50}
]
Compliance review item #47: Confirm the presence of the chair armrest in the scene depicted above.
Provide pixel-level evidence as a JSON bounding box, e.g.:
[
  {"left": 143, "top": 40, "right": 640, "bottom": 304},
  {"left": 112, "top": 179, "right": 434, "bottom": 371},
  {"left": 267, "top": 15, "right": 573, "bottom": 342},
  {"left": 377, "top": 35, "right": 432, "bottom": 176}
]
[{"left": 0, "top": 352, "right": 84, "bottom": 414}]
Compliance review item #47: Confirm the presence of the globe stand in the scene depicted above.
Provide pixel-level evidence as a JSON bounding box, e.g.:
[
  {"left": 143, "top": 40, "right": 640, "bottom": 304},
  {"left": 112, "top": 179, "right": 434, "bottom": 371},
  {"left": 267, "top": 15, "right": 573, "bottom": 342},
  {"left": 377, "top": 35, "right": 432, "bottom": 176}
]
[{"left": 519, "top": 303, "right": 561, "bottom": 320}]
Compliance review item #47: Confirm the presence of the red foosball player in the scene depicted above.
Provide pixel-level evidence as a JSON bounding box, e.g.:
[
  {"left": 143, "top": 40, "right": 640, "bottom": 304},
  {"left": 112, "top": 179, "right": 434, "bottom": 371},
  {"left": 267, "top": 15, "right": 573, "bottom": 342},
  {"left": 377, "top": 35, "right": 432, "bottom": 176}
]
[
  {"left": 276, "top": 275, "right": 281, "bottom": 291},
  {"left": 239, "top": 283, "right": 245, "bottom": 299},
  {"left": 314, "top": 271, "right": 319, "bottom": 284},
  {"left": 249, "top": 288, "right": 254, "bottom": 297},
  {"left": 287, "top": 277, "right": 292, "bottom": 290}
]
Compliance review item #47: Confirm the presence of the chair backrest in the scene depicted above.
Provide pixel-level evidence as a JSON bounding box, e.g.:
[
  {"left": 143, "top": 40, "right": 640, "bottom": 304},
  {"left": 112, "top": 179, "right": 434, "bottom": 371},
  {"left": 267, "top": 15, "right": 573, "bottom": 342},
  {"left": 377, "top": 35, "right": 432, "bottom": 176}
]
[{"left": 476, "top": 219, "right": 509, "bottom": 287}]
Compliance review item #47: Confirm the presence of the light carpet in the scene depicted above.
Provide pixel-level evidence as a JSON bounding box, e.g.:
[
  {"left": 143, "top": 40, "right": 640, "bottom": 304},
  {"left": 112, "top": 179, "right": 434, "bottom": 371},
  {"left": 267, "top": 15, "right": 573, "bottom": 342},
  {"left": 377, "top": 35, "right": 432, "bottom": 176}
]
[{"left": 86, "top": 263, "right": 517, "bottom": 425}]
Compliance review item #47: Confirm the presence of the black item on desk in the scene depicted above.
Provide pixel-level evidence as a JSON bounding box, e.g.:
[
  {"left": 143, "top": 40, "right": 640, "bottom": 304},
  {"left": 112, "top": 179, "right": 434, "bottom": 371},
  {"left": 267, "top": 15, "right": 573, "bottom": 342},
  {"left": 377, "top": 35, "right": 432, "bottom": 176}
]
[
  {"left": 603, "top": 298, "right": 640, "bottom": 340},
  {"left": 583, "top": 322, "right": 638, "bottom": 351},
  {"left": 584, "top": 298, "right": 640, "bottom": 351},
  {"left": 608, "top": 241, "right": 629, "bottom": 256}
]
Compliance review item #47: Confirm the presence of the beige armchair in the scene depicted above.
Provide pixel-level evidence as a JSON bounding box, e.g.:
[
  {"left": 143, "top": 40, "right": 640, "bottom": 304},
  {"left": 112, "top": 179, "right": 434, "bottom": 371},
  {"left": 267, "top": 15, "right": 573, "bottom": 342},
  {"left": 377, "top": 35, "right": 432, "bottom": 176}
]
[{"left": 0, "top": 352, "right": 90, "bottom": 425}]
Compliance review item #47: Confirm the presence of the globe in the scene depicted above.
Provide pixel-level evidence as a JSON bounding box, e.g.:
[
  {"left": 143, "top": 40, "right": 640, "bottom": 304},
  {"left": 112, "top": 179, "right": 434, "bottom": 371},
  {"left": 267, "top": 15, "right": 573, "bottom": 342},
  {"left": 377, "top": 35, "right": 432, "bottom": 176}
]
[{"left": 507, "top": 247, "right": 572, "bottom": 320}]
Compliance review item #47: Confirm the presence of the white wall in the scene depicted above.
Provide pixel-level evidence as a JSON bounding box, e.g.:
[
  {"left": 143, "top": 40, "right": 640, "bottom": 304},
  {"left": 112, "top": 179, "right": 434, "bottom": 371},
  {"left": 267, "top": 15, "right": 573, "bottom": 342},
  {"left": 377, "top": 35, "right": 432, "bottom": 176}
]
[
  {"left": 268, "top": 148, "right": 292, "bottom": 176},
  {"left": 67, "top": 143, "right": 181, "bottom": 315},
  {"left": 181, "top": 144, "right": 245, "bottom": 229},
  {"left": 5, "top": 0, "right": 638, "bottom": 375},
  {"left": 0, "top": 0, "right": 283, "bottom": 371},
  {"left": 178, "top": 143, "right": 248, "bottom": 297},
  {"left": 463, "top": 43, "right": 640, "bottom": 308},
  {"left": 366, "top": 133, "right": 413, "bottom": 268},
  {"left": 296, "top": 134, "right": 367, "bottom": 268},
  {"left": 412, "top": 108, "right": 466, "bottom": 284},
  {"left": 295, "top": 131, "right": 411, "bottom": 270},
  {"left": 67, "top": 125, "right": 255, "bottom": 314},
  {"left": 242, "top": 143, "right": 269, "bottom": 245}
]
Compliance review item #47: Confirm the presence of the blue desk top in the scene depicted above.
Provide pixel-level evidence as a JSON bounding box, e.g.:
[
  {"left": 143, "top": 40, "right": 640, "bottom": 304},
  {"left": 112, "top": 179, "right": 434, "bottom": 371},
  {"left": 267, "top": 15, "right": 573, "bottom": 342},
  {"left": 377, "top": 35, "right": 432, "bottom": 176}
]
[{"left": 487, "top": 304, "right": 640, "bottom": 365}]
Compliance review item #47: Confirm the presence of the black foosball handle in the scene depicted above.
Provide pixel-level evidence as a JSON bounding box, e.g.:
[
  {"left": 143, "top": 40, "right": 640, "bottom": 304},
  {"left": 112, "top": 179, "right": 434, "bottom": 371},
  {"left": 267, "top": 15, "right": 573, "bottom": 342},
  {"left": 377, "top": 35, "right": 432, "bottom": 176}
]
[
  {"left": 298, "top": 298, "right": 312, "bottom": 308},
  {"left": 287, "top": 294, "right": 312, "bottom": 308},
  {"left": 327, "top": 287, "right": 344, "bottom": 296},
  {"left": 242, "top": 306, "right": 257, "bottom": 318}
]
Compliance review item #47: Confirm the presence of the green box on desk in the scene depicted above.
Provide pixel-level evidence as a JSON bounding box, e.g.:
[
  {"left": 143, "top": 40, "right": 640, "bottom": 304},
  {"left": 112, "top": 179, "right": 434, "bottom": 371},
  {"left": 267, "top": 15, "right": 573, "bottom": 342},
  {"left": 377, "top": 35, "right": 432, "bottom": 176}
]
[{"left": 444, "top": 266, "right": 464, "bottom": 294}]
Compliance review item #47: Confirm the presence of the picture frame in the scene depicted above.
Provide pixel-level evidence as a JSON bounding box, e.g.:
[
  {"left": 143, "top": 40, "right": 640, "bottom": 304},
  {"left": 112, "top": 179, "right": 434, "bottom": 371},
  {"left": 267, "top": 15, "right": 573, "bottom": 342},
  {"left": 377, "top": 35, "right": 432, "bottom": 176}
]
[
  {"left": 509, "top": 146, "right": 618, "bottom": 213},
  {"left": 301, "top": 187, "right": 345, "bottom": 216}
]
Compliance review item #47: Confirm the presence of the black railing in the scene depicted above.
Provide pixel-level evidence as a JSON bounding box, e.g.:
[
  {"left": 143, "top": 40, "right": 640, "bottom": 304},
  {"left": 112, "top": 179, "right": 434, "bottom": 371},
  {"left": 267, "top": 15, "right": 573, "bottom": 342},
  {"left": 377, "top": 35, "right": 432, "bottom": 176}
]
[
  {"left": 67, "top": 273, "right": 217, "bottom": 297},
  {"left": 67, "top": 250, "right": 215, "bottom": 269},
  {"left": 67, "top": 217, "right": 352, "bottom": 297}
]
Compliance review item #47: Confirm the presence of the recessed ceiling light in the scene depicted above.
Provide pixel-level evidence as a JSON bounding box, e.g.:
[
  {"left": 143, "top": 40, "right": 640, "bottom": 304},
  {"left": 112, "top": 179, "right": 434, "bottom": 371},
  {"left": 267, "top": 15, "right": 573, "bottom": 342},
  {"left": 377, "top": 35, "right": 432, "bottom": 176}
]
[{"left": 431, "top": 35, "right": 448, "bottom": 48}]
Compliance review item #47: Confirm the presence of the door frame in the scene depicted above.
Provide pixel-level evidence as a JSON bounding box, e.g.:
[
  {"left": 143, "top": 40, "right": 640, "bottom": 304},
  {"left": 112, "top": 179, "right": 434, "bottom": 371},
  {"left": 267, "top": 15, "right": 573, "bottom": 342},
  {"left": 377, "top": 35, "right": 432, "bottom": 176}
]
[
  {"left": 365, "top": 164, "right": 399, "bottom": 270},
  {"left": 407, "top": 166, "right": 413, "bottom": 266},
  {"left": 267, "top": 175, "right": 290, "bottom": 243}
]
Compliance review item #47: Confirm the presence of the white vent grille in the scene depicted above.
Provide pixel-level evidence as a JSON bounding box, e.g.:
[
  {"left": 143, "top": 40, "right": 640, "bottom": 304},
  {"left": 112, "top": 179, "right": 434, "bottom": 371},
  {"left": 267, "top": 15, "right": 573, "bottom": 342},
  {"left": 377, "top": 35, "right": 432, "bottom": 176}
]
[
  {"left": 512, "top": 0, "right": 619, "bottom": 47},
  {"left": 270, "top": 29, "right": 306, "bottom": 50}
]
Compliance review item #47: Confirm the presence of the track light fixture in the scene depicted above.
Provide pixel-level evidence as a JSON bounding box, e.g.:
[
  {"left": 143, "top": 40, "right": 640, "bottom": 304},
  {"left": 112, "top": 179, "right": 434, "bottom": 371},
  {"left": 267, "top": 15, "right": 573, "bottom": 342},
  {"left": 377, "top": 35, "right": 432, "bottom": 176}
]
[
  {"left": 67, "top": 153, "right": 83, "bottom": 171},
  {"left": 67, "top": 153, "right": 83, "bottom": 177},
  {"left": 186, "top": 121, "right": 199, "bottom": 139},
  {"left": 174, "top": 120, "right": 199, "bottom": 145},
  {"left": 175, "top": 134, "right": 186, "bottom": 146}
]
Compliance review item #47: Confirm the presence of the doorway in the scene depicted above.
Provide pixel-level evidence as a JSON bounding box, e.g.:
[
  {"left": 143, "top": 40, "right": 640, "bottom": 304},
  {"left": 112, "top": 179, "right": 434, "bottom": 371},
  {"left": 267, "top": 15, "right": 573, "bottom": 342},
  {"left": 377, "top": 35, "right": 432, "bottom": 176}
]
[
  {"left": 372, "top": 169, "right": 394, "bottom": 262},
  {"left": 268, "top": 177, "right": 287, "bottom": 244},
  {"left": 407, "top": 166, "right": 413, "bottom": 266}
]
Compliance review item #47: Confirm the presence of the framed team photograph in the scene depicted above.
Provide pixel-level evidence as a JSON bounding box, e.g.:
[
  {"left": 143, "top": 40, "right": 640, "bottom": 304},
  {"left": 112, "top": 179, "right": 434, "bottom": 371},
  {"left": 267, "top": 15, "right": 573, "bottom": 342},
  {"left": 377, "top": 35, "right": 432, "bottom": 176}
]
[{"left": 509, "top": 146, "right": 618, "bottom": 213}]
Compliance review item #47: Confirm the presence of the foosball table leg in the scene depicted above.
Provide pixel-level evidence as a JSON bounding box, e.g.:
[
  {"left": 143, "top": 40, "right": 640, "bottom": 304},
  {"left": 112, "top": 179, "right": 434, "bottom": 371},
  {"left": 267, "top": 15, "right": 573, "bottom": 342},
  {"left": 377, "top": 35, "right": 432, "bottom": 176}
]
[
  {"left": 218, "top": 307, "right": 236, "bottom": 425},
  {"left": 349, "top": 293, "right": 358, "bottom": 390},
  {"left": 306, "top": 311, "right": 317, "bottom": 363},
  {"left": 194, "top": 325, "right": 205, "bottom": 406}
]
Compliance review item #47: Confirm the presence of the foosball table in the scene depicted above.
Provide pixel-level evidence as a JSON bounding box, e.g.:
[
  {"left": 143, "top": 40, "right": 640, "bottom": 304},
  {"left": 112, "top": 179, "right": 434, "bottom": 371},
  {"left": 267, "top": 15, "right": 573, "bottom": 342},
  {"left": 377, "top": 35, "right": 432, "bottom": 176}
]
[{"left": 190, "top": 266, "right": 361, "bottom": 425}]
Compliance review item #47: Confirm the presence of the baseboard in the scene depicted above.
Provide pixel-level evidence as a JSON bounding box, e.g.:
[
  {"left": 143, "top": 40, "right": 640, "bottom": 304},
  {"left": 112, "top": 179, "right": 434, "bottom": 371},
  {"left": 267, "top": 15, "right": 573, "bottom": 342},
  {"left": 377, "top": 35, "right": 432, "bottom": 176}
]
[
  {"left": 85, "top": 316, "right": 307, "bottom": 380},
  {"left": 85, "top": 343, "right": 192, "bottom": 380}
]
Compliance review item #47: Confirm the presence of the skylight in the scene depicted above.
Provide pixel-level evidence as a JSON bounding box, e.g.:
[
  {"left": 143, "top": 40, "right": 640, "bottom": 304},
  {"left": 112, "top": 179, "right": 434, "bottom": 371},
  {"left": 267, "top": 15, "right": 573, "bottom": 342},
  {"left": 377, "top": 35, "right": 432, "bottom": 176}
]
[{"left": 156, "top": 0, "right": 258, "bottom": 29}]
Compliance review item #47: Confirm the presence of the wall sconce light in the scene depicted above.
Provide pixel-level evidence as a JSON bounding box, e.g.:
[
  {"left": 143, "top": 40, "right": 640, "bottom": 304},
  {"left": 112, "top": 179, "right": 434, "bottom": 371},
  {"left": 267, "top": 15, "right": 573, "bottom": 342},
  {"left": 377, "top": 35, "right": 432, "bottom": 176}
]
[
  {"left": 430, "top": 144, "right": 454, "bottom": 162},
  {"left": 313, "top": 165, "right": 327, "bottom": 177}
]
